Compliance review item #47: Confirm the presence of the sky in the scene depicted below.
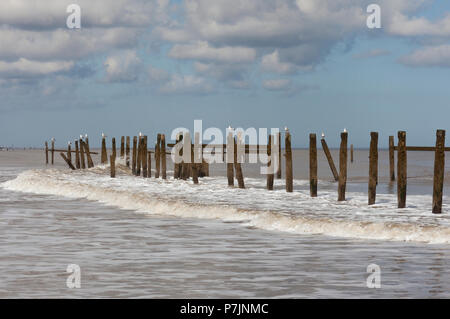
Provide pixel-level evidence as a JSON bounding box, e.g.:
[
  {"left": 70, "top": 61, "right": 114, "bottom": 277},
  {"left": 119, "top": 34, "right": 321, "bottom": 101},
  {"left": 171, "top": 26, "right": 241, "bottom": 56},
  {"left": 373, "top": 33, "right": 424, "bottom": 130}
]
[{"left": 1, "top": 0, "right": 450, "bottom": 148}]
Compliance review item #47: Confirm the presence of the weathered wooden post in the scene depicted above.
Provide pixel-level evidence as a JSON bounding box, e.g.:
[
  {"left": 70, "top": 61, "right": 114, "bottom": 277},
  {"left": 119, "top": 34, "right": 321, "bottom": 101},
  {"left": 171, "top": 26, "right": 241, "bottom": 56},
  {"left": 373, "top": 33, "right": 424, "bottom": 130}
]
[
  {"left": 80, "top": 139, "right": 86, "bottom": 169},
  {"left": 132, "top": 136, "right": 137, "bottom": 175},
  {"left": 397, "top": 131, "right": 407, "bottom": 209},
  {"left": 67, "top": 142, "right": 72, "bottom": 164},
  {"left": 110, "top": 155, "right": 116, "bottom": 178},
  {"left": 337, "top": 131, "right": 348, "bottom": 201},
  {"left": 60, "top": 153, "right": 76, "bottom": 170},
  {"left": 51, "top": 138, "right": 55, "bottom": 165},
  {"left": 234, "top": 133, "right": 245, "bottom": 189},
  {"left": 75, "top": 140, "right": 80, "bottom": 169},
  {"left": 267, "top": 135, "right": 274, "bottom": 190},
  {"left": 120, "top": 136, "right": 125, "bottom": 158},
  {"left": 142, "top": 136, "right": 148, "bottom": 178},
  {"left": 126, "top": 136, "right": 130, "bottom": 168},
  {"left": 310, "top": 133, "right": 318, "bottom": 197},
  {"left": 321, "top": 134, "right": 339, "bottom": 182},
  {"left": 277, "top": 132, "right": 282, "bottom": 179},
  {"left": 161, "top": 134, "right": 167, "bottom": 180},
  {"left": 155, "top": 134, "right": 161, "bottom": 178},
  {"left": 112, "top": 137, "right": 116, "bottom": 161},
  {"left": 84, "top": 136, "right": 94, "bottom": 168},
  {"left": 350, "top": 144, "right": 354, "bottom": 163},
  {"left": 432, "top": 130, "right": 446, "bottom": 214},
  {"left": 285, "top": 129, "right": 293, "bottom": 193},
  {"left": 101, "top": 134, "right": 107, "bottom": 164},
  {"left": 389, "top": 136, "right": 395, "bottom": 182},
  {"left": 45, "top": 141, "right": 49, "bottom": 164},
  {"left": 226, "top": 130, "right": 234, "bottom": 186},
  {"left": 136, "top": 134, "right": 142, "bottom": 176},
  {"left": 368, "top": 132, "right": 379, "bottom": 205}
]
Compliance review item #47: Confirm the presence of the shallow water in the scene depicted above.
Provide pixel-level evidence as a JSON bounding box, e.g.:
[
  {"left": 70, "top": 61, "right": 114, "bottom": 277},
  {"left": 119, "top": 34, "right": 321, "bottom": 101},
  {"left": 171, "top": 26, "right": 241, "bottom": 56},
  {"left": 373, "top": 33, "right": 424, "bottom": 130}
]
[{"left": 0, "top": 149, "right": 450, "bottom": 298}]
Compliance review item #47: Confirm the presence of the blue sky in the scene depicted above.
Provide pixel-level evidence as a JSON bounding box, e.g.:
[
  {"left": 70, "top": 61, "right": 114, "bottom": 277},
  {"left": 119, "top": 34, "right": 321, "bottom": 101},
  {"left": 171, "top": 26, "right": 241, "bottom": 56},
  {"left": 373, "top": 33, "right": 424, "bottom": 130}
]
[{"left": 1, "top": 0, "right": 450, "bottom": 148}]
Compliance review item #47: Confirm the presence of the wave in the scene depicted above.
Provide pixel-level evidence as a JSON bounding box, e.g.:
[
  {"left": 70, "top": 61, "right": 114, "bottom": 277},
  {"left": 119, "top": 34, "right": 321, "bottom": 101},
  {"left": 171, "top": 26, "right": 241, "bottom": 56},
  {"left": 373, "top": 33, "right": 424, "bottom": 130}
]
[{"left": 2, "top": 165, "right": 450, "bottom": 244}]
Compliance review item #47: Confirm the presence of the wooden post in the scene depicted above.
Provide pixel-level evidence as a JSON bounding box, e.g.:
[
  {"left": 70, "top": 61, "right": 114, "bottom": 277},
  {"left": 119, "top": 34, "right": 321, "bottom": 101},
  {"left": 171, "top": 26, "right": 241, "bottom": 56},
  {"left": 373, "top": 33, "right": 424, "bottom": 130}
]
[
  {"left": 155, "top": 134, "right": 161, "bottom": 178},
  {"left": 285, "top": 130, "right": 293, "bottom": 192},
  {"left": 112, "top": 137, "right": 116, "bottom": 161},
  {"left": 432, "top": 130, "right": 446, "bottom": 214},
  {"left": 321, "top": 137, "right": 339, "bottom": 182},
  {"left": 397, "top": 131, "right": 407, "bottom": 209},
  {"left": 132, "top": 136, "right": 137, "bottom": 174},
  {"left": 142, "top": 136, "right": 148, "bottom": 178},
  {"left": 277, "top": 132, "right": 282, "bottom": 179},
  {"left": 110, "top": 155, "right": 116, "bottom": 178},
  {"left": 136, "top": 136, "right": 142, "bottom": 176},
  {"left": 234, "top": 134, "right": 245, "bottom": 189},
  {"left": 148, "top": 151, "right": 152, "bottom": 178},
  {"left": 126, "top": 136, "right": 130, "bottom": 168},
  {"left": 60, "top": 153, "right": 75, "bottom": 170},
  {"left": 67, "top": 143, "right": 72, "bottom": 164},
  {"left": 45, "top": 141, "right": 49, "bottom": 164},
  {"left": 75, "top": 140, "right": 80, "bottom": 169},
  {"left": 51, "top": 139, "right": 55, "bottom": 165},
  {"left": 338, "top": 132, "right": 348, "bottom": 201},
  {"left": 120, "top": 136, "right": 125, "bottom": 158},
  {"left": 84, "top": 137, "right": 94, "bottom": 168},
  {"left": 267, "top": 135, "right": 274, "bottom": 190},
  {"left": 101, "top": 137, "right": 107, "bottom": 164},
  {"left": 80, "top": 140, "right": 86, "bottom": 169},
  {"left": 161, "top": 134, "right": 167, "bottom": 180},
  {"left": 350, "top": 144, "right": 354, "bottom": 163},
  {"left": 368, "top": 132, "right": 379, "bottom": 205},
  {"left": 389, "top": 136, "right": 395, "bottom": 182},
  {"left": 310, "top": 133, "right": 317, "bottom": 197},
  {"left": 226, "top": 131, "right": 234, "bottom": 187}
]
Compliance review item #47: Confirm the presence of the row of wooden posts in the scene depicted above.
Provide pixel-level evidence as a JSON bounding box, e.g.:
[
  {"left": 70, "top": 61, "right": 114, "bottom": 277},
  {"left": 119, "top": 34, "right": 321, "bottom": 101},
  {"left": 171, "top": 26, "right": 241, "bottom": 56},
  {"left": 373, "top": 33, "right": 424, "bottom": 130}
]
[{"left": 46, "top": 129, "right": 446, "bottom": 215}]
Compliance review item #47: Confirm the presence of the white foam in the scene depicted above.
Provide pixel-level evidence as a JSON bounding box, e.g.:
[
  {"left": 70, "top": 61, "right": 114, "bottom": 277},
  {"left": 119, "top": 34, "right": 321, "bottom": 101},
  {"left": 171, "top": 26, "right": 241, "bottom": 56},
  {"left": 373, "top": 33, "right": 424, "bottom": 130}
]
[{"left": 2, "top": 166, "right": 450, "bottom": 244}]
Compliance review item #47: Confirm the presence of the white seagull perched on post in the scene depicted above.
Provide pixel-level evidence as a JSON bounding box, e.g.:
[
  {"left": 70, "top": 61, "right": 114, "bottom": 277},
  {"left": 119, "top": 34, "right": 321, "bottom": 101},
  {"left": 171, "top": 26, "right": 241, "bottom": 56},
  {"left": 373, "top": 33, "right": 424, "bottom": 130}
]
[
  {"left": 321, "top": 132, "right": 325, "bottom": 138},
  {"left": 68, "top": 141, "right": 71, "bottom": 145},
  {"left": 284, "top": 126, "right": 289, "bottom": 132},
  {"left": 102, "top": 132, "right": 105, "bottom": 138},
  {"left": 79, "top": 135, "right": 83, "bottom": 140},
  {"left": 139, "top": 132, "right": 142, "bottom": 137},
  {"left": 85, "top": 134, "right": 88, "bottom": 139},
  {"left": 343, "top": 128, "right": 347, "bottom": 133}
]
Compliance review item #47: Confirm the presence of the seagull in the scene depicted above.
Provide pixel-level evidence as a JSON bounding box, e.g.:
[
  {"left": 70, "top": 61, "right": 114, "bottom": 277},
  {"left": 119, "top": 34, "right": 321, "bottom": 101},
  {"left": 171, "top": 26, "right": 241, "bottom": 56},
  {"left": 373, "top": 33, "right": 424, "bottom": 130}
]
[
  {"left": 85, "top": 134, "right": 88, "bottom": 138},
  {"left": 80, "top": 135, "right": 83, "bottom": 140},
  {"left": 343, "top": 128, "right": 347, "bottom": 133},
  {"left": 102, "top": 132, "right": 105, "bottom": 138},
  {"left": 68, "top": 141, "right": 71, "bottom": 145},
  {"left": 284, "top": 126, "right": 289, "bottom": 132},
  {"left": 321, "top": 132, "right": 325, "bottom": 138},
  {"left": 51, "top": 137, "right": 55, "bottom": 142}
]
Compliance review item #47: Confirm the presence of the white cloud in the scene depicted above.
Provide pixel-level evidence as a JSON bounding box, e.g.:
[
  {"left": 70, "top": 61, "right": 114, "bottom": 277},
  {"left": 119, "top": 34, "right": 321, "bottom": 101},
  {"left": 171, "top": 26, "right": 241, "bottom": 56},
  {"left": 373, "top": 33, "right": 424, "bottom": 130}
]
[
  {"left": 261, "top": 50, "right": 298, "bottom": 74},
  {"left": 0, "top": 58, "right": 74, "bottom": 78},
  {"left": 169, "top": 41, "right": 256, "bottom": 63},
  {"left": 104, "top": 50, "right": 142, "bottom": 82}
]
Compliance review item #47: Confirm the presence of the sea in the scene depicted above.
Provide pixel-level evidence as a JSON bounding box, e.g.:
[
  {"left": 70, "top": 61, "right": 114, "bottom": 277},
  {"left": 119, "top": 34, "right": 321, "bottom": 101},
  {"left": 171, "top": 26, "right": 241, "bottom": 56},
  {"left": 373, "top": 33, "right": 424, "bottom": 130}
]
[{"left": 0, "top": 148, "right": 449, "bottom": 298}]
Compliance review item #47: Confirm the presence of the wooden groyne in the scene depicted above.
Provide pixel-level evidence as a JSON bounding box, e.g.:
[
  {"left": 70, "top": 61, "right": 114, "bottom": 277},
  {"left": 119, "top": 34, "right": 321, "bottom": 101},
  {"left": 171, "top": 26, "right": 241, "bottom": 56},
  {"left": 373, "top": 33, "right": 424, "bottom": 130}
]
[{"left": 46, "top": 128, "right": 448, "bottom": 214}]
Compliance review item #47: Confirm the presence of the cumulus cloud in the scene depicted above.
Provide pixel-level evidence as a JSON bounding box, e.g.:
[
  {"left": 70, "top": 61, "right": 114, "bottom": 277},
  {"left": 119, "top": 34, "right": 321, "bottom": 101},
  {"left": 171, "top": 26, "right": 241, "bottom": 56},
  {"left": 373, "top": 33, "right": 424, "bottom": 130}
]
[{"left": 104, "top": 50, "right": 142, "bottom": 82}]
